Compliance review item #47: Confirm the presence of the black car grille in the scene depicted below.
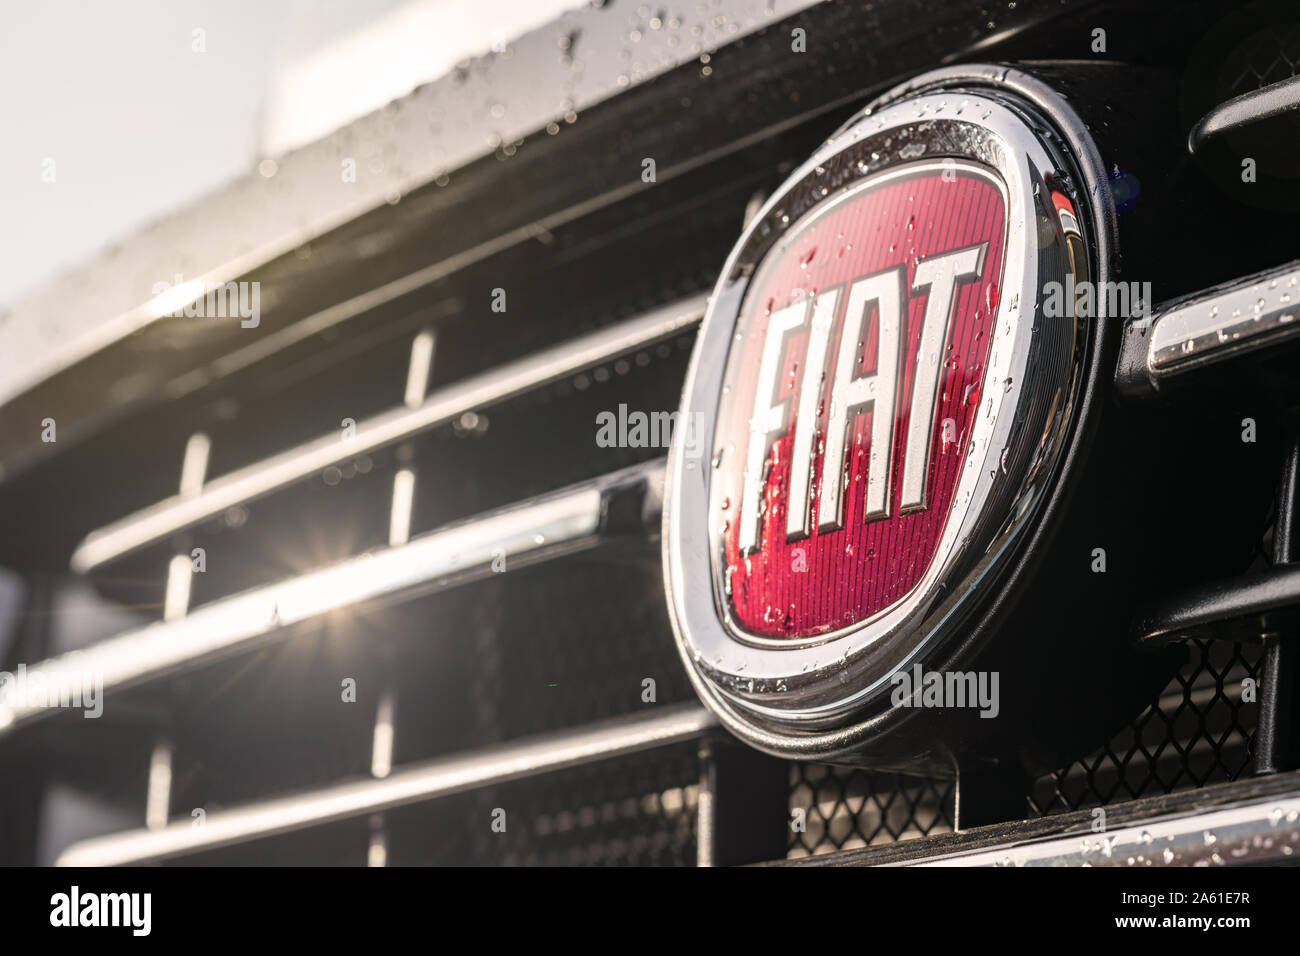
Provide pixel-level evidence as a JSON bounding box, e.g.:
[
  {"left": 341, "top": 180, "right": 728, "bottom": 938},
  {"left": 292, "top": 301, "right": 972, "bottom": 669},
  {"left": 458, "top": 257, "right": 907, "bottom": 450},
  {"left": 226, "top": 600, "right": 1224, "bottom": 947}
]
[
  {"left": 4, "top": 0, "right": 1300, "bottom": 868},
  {"left": 0, "top": 40, "right": 782, "bottom": 863},
  {"left": 790, "top": 638, "right": 1264, "bottom": 858}
]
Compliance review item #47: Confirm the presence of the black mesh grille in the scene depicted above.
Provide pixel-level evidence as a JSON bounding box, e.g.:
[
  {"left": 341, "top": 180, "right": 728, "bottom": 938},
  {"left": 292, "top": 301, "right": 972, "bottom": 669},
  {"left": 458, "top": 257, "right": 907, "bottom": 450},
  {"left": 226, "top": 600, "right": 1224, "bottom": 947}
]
[
  {"left": 492, "top": 744, "right": 699, "bottom": 867},
  {"left": 384, "top": 743, "right": 701, "bottom": 867},
  {"left": 787, "top": 765, "right": 955, "bottom": 858},
  {"left": 1028, "top": 639, "right": 1261, "bottom": 815},
  {"left": 784, "top": 639, "right": 1262, "bottom": 858},
  {"left": 1225, "top": 25, "right": 1300, "bottom": 95}
]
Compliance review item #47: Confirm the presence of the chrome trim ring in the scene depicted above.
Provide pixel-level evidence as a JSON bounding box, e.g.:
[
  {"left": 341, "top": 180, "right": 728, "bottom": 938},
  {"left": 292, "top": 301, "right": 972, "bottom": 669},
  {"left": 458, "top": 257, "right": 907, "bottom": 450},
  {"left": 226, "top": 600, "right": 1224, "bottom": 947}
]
[{"left": 663, "top": 65, "right": 1112, "bottom": 758}]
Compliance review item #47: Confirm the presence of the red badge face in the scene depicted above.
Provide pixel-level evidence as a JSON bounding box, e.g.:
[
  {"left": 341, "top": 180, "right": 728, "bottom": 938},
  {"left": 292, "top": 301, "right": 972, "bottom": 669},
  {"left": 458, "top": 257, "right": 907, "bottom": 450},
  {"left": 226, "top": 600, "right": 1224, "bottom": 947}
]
[{"left": 710, "top": 163, "right": 1007, "bottom": 638}]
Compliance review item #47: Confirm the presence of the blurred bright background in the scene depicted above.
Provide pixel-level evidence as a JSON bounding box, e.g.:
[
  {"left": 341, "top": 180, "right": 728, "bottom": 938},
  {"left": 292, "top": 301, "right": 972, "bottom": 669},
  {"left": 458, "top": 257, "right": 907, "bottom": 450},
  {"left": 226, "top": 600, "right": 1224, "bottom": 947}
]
[{"left": 0, "top": 0, "right": 581, "bottom": 310}]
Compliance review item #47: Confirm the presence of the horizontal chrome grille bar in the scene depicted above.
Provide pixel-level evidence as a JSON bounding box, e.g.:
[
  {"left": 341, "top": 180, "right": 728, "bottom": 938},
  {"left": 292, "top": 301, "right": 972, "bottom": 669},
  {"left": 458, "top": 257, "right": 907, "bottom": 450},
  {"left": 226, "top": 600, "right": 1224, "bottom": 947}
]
[
  {"left": 1116, "top": 260, "right": 1300, "bottom": 397},
  {"left": 55, "top": 703, "right": 715, "bottom": 866},
  {"left": 909, "top": 789, "right": 1300, "bottom": 867},
  {"left": 1188, "top": 74, "right": 1300, "bottom": 153},
  {"left": 2, "top": 461, "right": 664, "bottom": 737},
  {"left": 1150, "top": 263, "right": 1300, "bottom": 376},
  {"left": 70, "top": 296, "right": 704, "bottom": 573}
]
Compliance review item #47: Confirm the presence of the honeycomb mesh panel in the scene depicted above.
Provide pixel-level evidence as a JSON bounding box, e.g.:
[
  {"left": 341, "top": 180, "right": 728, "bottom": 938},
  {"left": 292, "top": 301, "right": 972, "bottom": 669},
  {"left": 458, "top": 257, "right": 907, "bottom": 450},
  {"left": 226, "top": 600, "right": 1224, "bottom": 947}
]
[
  {"left": 385, "top": 742, "right": 700, "bottom": 866},
  {"left": 1028, "top": 639, "right": 1262, "bottom": 816},
  {"left": 1225, "top": 24, "right": 1300, "bottom": 95},
  {"left": 787, "top": 765, "right": 955, "bottom": 858},
  {"left": 784, "top": 637, "right": 1262, "bottom": 858}
]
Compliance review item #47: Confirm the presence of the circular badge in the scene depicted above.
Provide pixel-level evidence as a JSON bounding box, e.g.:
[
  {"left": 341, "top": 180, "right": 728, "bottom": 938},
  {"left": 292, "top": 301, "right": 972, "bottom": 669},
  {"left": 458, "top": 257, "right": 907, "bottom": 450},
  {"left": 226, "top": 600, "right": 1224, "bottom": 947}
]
[{"left": 663, "top": 66, "right": 1111, "bottom": 758}]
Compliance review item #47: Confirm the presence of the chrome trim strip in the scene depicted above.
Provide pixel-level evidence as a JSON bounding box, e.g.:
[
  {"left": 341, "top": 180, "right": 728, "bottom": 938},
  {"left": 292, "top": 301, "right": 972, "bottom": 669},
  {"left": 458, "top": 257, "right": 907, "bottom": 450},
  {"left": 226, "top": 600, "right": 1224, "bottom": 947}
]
[
  {"left": 1188, "top": 75, "right": 1300, "bottom": 153},
  {"left": 70, "top": 297, "right": 703, "bottom": 573},
  {"left": 55, "top": 704, "right": 716, "bottom": 866},
  {"left": 1146, "top": 261, "right": 1300, "bottom": 380},
  {"left": 905, "top": 790, "right": 1300, "bottom": 867},
  {"left": 3, "top": 461, "right": 664, "bottom": 736}
]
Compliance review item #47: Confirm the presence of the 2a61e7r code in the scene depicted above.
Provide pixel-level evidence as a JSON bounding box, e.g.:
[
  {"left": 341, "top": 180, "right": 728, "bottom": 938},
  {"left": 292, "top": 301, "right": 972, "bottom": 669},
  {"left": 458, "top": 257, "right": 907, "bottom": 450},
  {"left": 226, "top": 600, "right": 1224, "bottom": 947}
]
[{"left": 1122, "top": 892, "right": 1251, "bottom": 907}]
